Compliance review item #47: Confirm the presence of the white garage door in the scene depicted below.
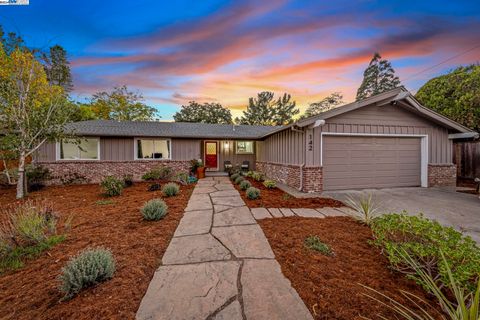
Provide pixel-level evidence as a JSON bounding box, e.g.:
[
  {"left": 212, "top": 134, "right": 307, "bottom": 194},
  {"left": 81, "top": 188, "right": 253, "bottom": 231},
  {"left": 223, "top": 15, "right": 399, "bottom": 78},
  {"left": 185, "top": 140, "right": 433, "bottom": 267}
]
[{"left": 323, "top": 135, "right": 421, "bottom": 190}]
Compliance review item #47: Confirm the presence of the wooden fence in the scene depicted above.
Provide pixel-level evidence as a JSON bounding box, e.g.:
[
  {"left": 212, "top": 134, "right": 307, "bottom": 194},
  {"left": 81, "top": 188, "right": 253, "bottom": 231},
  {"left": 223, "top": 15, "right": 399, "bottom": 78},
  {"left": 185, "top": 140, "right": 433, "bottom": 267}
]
[{"left": 453, "top": 141, "right": 480, "bottom": 179}]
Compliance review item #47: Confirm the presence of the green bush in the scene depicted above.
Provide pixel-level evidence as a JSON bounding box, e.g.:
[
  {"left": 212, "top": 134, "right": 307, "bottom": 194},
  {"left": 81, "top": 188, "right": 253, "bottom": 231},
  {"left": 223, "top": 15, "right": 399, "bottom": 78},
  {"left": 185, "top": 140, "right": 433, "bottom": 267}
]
[
  {"left": 245, "top": 170, "right": 254, "bottom": 177},
  {"left": 100, "top": 176, "right": 124, "bottom": 197},
  {"left": 162, "top": 182, "right": 180, "bottom": 197},
  {"left": 230, "top": 173, "right": 240, "bottom": 181},
  {"left": 26, "top": 165, "right": 51, "bottom": 191},
  {"left": 173, "top": 172, "right": 189, "bottom": 185},
  {"left": 251, "top": 171, "right": 264, "bottom": 182},
  {"left": 263, "top": 180, "right": 276, "bottom": 189},
  {"left": 239, "top": 180, "right": 251, "bottom": 190},
  {"left": 141, "top": 199, "right": 168, "bottom": 220},
  {"left": 246, "top": 187, "right": 260, "bottom": 199},
  {"left": 304, "top": 236, "right": 333, "bottom": 256},
  {"left": 123, "top": 174, "right": 133, "bottom": 187},
  {"left": 141, "top": 166, "right": 173, "bottom": 181},
  {"left": 58, "top": 247, "right": 116, "bottom": 299},
  {"left": 234, "top": 176, "right": 244, "bottom": 185},
  {"left": 371, "top": 213, "right": 480, "bottom": 293}
]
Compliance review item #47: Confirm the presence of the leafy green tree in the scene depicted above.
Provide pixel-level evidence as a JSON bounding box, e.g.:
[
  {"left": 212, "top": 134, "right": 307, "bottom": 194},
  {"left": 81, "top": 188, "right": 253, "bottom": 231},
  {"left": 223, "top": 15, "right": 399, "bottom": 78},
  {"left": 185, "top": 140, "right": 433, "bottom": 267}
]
[
  {"left": 43, "top": 45, "right": 74, "bottom": 92},
  {"left": 173, "top": 101, "right": 232, "bottom": 124},
  {"left": 356, "top": 52, "right": 401, "bottom": 100},
  {"left": 300, "top": 92, "right": 344, "bottom": 119},
  {"left": 0, "top": 25, "right": 26, "bottom": 55},
  {"left": 0, "top": 46, "right": 72, "bottom": 198},
  {"left": 88, "top": 85, "right": 158, "bottom": 121},
  {"left": 416, "top": 65, "right": 480, "bottom": 131},
  {"left": 236, "top": 91, "right": 299, "bottom": 125}
]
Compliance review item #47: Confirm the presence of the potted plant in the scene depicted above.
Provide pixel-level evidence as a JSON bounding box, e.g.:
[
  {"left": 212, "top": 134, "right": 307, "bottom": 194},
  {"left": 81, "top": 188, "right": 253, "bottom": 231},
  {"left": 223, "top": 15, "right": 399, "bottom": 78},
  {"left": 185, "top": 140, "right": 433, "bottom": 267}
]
[{"left": 190, "top": 159, "right": 205, "bottom": 179}]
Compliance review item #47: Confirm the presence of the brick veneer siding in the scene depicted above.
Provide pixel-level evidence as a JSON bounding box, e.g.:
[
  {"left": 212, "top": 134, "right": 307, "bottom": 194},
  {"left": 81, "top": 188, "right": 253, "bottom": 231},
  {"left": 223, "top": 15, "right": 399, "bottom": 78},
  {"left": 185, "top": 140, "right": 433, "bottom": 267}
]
[
  {"left": 255, "top": 161, "right": 323, "bottom": 193},
  {"left": 428, "top": 164, "right": 456, "bottom": 188},
  {"left": 37, "top": 160, "right": 191, "bottom": 184}
]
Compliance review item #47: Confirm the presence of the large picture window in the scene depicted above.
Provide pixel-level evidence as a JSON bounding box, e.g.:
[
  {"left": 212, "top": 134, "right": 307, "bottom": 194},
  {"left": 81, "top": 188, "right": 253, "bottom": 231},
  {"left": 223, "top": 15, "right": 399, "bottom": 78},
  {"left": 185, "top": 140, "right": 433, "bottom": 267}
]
[
  {"left": 136, "top": 139, "right": 171, "bottom": 159},
  {"left": 236, "top": 141, "right": 254, "bottom": 154},
  {"left": 59, "top": 138, "right": 99, "bottom": 160}
]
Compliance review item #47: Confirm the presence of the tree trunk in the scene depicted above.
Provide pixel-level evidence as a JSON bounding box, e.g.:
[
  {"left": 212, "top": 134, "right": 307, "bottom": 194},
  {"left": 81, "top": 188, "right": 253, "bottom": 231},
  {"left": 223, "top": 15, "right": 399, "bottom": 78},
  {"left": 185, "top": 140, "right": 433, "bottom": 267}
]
[
  {"left": 2, "top": 159, "right": 12, "bottom": 185},
  {"left": 16, "top": 152, "right": 27, "bottom": 199}
]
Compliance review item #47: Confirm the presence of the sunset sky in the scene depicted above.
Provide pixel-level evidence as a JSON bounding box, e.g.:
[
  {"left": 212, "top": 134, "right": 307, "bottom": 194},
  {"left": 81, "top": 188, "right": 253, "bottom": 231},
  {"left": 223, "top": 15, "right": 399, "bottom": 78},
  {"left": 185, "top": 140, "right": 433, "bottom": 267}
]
[{"left": 2, "top": 0, "right": 480, "bottom": 119}]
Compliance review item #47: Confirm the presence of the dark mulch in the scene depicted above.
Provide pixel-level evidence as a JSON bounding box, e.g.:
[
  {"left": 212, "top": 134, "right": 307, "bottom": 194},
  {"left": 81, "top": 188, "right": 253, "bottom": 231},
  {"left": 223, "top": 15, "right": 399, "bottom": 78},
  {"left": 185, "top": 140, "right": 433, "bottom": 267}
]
[
  {"left": 258, "top": 216, "right": 443, "bottom": 320},
  {"left": 0, "top": 182, "right": 193, "bottom": 320},
  {"left": 233, "top": 177, "right": 344, "bottom": 208}
]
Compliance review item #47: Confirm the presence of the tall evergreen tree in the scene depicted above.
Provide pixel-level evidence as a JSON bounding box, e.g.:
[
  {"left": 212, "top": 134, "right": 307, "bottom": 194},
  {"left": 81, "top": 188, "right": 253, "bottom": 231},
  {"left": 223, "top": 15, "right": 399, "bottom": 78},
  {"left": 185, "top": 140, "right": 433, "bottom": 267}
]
[
  {"left": 43, "top": 45, "right": 74, "bottom": 92},
  {"left": 356, "top": 52, "right": 400, "bottom": 100},
  {"left": 300, "top": 92, "right": 344, "bottom": 119},
  {"left": 173, "top": 101, "right": 232, "bottom": 124},
  {"left": 236, "top": 91, "right": 299, "bottom": 125}
]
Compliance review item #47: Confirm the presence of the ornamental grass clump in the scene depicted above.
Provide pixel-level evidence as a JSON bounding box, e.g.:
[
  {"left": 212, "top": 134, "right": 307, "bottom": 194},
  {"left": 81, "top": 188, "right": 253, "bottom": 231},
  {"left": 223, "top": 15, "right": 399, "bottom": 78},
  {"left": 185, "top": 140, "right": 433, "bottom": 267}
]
[
  {"left": 345, "top": 193, "right": 381, "bottom": 226},
  {"left": 58, "top": 247, "right": 116, "bottom": 299},
  {"left": 239, "top": 180, "right": 251, "bottom": 190},
  {"left": 141, "top": 199, "right": 168, "bottom": 221},
  {"left": 263, "top": 180, "right": 276, "bottom": 189},
  {"left": 162, "top": 182, "right": 180, "bottom": 197},
  {"left": 100, "top": 176, "right": 124, "bottom": 197},
  {"left": 371, "top": 213, "right": 480, "bottom": 295},
  {"left": 246, "top": 187, "right": 260, "bottom": 199},
  {"left": 234, "top": 176, "right": 244, "bottom": 185}
]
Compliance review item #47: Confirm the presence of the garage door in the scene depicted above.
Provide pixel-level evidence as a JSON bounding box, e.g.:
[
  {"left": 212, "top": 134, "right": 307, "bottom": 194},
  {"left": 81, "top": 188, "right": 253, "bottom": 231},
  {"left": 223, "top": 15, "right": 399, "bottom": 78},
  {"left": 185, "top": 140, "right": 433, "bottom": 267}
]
[{"left": 323, "top": 136, "right": 421, "bottom": 190}]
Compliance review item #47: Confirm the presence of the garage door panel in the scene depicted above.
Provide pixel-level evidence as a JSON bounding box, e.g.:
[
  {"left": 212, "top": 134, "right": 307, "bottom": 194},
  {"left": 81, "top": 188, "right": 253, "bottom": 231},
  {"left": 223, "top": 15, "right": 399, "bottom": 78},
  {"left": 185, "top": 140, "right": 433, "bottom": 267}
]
[{"left": 323, "top": 136, "right": 421, "bottom": 190}]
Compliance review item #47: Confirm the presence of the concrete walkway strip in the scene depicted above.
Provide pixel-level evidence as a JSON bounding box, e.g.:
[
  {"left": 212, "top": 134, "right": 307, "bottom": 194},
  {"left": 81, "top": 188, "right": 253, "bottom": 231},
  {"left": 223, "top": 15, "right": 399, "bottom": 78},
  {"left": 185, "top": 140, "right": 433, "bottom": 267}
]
[{"left": 136, "top": 177, "right": 313, "bottom": 320}]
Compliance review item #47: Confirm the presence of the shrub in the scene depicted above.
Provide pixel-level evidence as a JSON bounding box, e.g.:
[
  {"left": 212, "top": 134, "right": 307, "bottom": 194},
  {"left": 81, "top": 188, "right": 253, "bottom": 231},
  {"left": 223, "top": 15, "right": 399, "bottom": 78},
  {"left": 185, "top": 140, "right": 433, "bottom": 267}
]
[
  {"left": 239, "top": 180, "right": 251, "bottom": 190},
  {"left": 304, "top": 236, "right": 333, "bottom": 256},
  {"left": 246, "top": 187, "right": 260, "bottom": 199},
  {"left": 26, "top": 165, "right": 51, "bottom": 192},
  {"left": 123, "top": 174, "right": 133, "bottom": 187},
  {"left": 263, "top": 180, "right": 276, "bottom": 189},
  {"left": 100, "top": 176, "right": 124, "bottom": 197},
  {"left": 58, "top": 247, "right": 116, "bottom": 299},
  {"left": 234, "top": 176, "right": 244, "bottom": 185},
  {"left": 252, "top": 171, "right": 264, "bottom": 182},
  {"left": 230, "top": 173, "right": 240, "bottom": 181},
  {"left": 142, "top": 166, "right": 173, "bottom": 181},
  {"left": 148, "top": 183, "right": 161, "bottom": 191},
  {"left": 371, "top": 213, "right": 480, "bottom": 294},
  {"left": 141, "top": 199, "right": 168, "bottom": 220},
  {"left": 245, "top": 170, "right": 254, "bottom": 178},
  {"left": 189, "top": 159, "right": 203, "bottom": 174},
  {"left": 162, "top": 182, "right": 180, "bottom": 197},
  {"left": 173, "top": 172, "right": 189, "bottom": 185},
  {"left": 345, "top": 193, "right": 381, "bottom": 225}
]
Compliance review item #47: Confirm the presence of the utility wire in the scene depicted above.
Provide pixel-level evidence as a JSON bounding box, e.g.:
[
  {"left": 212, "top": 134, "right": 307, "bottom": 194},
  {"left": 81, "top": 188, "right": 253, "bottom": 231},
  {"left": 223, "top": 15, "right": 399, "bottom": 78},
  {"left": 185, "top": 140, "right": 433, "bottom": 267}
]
[{"left": 403, "top": 43, "right": 480, "bottom": 81}]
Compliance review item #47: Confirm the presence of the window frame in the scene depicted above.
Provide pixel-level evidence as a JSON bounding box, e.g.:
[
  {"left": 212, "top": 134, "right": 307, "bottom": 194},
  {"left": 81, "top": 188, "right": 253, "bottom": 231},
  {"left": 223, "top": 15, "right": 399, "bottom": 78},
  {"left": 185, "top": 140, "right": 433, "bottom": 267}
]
[
  {"left": 56, "top": 137, "right": 100, "bottom": 161},
  {"left": 235, "top": 141, "right": 254, "bottom": 155},
  {"left": 134, "top": 138, "right": 172, "bottom": 160}
]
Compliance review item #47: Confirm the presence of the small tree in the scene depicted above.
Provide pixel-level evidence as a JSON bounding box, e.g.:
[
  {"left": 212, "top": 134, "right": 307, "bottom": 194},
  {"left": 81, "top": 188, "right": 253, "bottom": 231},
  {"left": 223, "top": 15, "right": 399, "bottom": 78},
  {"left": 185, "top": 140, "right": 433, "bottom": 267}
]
[
  {"left": 356, "top": 52, "right": 401, "bottom": 100},
  {"left": 173, "top": 101, "right": 232, "bottom": 124},
  {"left": 0, "top": 46, "right": 71, "bottom": 198},
  {"left": 301, "top": 92, "right": 344, "bottom": 119}
]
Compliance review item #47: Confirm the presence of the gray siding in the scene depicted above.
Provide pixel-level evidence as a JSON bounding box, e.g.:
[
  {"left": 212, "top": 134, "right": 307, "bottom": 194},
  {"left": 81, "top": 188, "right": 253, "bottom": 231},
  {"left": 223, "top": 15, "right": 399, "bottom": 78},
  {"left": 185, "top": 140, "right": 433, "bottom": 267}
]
[
  {"left": 172, "top": 139, "right": 201, "bottom": 160},
  {"left": 218, "top": 141, "right": 256, "bottom": 169},
  {"left": 101, "top": 137, "right": 134, "bottom": 161},
  {"left": 36, "top": 141, "right": 56, "bottom": 162},
  {"left": 257, "top": 130, "right": 305, "bottom": 165}
]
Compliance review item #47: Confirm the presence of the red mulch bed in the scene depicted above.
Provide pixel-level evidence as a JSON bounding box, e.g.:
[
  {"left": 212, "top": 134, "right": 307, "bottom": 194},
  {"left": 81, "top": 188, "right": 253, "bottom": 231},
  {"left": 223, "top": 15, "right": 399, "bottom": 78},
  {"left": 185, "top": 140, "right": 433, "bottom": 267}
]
[
  {"left": 258, "top": 216, "right": 443, "bottom": 320},
  {"left": 234, "top": 177, "right": 344, "bottom": 208},
  {"left": 0, "top": 182, "right": 193, "bottom": 320}
]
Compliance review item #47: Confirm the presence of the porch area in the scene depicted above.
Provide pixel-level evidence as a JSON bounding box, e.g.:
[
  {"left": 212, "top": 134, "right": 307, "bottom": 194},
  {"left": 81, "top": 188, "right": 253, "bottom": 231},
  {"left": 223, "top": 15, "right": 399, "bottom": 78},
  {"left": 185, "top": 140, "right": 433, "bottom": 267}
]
[{"left": 201, "top": 140, "right": 257, "bottom": 173}]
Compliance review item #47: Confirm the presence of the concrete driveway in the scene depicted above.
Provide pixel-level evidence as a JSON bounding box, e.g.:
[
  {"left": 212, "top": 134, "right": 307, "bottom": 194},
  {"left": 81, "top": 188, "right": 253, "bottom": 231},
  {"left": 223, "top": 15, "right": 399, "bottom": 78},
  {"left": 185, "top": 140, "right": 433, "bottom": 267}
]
[{"left": 323, "top": 187, "right": 480, "bottom": 243}]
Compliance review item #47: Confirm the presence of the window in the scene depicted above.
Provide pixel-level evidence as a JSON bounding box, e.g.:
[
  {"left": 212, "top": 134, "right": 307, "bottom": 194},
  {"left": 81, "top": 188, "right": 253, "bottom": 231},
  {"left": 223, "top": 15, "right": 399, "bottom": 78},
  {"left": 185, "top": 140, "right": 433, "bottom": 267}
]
[
  {"left": 136, "top": 139, "right": 171, "bottom": 159},
  {"left": 59, "top": 138, "right": 99, "bottom": 160},
  {"left": 236, "top": 141, "right": 254, "bottom": 154}
]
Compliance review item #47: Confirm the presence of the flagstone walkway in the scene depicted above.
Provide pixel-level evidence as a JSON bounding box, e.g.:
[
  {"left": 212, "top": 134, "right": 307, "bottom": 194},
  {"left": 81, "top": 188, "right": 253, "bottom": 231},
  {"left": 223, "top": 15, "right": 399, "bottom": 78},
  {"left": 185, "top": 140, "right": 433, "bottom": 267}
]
[{"left": 136, "top": 177, "right": 313, "bottom": 320}]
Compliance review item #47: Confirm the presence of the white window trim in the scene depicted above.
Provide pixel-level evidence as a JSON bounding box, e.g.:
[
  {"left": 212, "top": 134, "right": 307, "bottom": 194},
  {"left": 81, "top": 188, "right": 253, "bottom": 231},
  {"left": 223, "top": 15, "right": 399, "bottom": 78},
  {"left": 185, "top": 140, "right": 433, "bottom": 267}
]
[
  {"left": 56, "top": 137, "right": 101, "bottom": 161},
  {"left": 134, "top": 138, "right": 172, "bottom": 160},
  {"left": 320, "top": 132, "right": 429, "bottom": 188},
  {"left": 235, "top": 141, "right": 254, "bottom": 155}
]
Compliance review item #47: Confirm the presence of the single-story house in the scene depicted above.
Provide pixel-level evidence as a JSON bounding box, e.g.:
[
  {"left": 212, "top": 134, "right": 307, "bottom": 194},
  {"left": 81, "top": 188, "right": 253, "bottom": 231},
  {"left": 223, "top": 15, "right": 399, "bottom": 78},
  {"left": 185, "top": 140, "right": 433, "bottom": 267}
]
[{"left": 35, "top": 87, "right": 476, "bottom": 192}]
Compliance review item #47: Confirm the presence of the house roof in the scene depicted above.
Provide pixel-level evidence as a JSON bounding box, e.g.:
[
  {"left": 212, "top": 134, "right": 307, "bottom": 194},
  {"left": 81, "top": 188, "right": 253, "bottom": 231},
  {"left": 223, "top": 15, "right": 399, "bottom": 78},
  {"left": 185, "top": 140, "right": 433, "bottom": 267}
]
[
  {"left": 262, "top": 87, "right": 475, "bottom": 138},
  {"left": 65, "top": 120, "right": 283, "bottom": 139}
]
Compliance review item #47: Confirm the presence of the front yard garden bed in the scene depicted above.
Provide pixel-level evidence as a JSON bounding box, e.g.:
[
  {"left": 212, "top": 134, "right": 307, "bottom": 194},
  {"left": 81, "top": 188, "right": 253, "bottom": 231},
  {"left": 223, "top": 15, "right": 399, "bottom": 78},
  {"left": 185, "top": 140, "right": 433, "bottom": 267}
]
[
  {"left": 0, "top": 181, "right": 193, "bottom": 319},
  {"left": 234, "top": 177, "right": 344, "bottom": 208},
  {"left": 258, "top": 216, "right": 443, "bottom": 319}
]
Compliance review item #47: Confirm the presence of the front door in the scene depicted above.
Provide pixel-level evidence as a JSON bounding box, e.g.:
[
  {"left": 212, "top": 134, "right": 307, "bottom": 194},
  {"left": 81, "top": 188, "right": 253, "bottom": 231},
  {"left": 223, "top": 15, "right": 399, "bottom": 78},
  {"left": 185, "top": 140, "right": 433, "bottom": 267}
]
[{"left": 204, "top": 141, "right": 218, "bottom": 171}]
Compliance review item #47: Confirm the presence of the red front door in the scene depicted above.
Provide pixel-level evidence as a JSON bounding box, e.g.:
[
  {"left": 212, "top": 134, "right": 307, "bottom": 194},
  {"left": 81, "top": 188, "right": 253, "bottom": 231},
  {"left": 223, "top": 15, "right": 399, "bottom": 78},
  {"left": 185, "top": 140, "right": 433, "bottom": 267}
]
[{"left": 204, "top": 141, "right": 218, "bottom": 169}]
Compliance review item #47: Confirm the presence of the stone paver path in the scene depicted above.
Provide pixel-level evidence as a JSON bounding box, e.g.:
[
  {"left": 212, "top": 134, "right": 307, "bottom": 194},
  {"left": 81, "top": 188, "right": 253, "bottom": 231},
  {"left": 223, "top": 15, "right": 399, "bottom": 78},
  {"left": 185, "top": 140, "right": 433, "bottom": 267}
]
[
  {"left": 137, "top": 177, "right": 313, "bottom": 320},
  {"left": 251, "top": 206, "right": 353, "bottom": 220}
]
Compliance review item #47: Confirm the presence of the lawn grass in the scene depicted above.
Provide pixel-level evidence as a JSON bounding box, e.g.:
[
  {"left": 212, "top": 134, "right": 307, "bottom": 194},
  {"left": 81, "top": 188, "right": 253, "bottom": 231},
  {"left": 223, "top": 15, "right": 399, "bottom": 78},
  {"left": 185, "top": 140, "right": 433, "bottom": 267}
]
[{"left": 0, "top": 235, "right": 66, "bottom": 273}]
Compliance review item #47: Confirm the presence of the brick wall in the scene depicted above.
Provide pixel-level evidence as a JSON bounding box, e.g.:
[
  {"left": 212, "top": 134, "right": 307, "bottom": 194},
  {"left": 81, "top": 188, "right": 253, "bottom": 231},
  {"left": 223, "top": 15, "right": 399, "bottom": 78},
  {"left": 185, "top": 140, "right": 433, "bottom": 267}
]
[
  {"left": 255, "top": 161, "right": 323, "bottom": 193},
  {"left": 37, "top": 160, "right": 191, "bottom": 184},
  {"left": 428, "top": 164, "right": 456, "bottom": 188}
]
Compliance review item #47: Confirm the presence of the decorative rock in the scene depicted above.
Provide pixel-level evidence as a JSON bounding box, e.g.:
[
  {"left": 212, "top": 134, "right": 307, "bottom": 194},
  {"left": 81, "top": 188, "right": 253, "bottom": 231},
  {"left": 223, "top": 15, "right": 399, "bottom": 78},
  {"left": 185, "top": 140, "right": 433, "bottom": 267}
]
[
  {"left": 162, "top": 234, "right": 230, "bottom": 265},
  {"left": 213, "top": 300, "right": 243, "bottom": 320},
  {"left": 268, "top": 208, "right": 283, "bottom": 218},
  {"left": 292, "top": 208, "right": 324, "bottom": 218},
  {"left": 251, "top": 208, "right": 271, "bottom": 220},
  {"left": 214, "top": 206, "right": 256, "bottom": 227},
  {"left": 241, "top": 259, "right": 313, "bottom": 320},
  {"left": 212, "top": 196, "right": 245, "bottom": 207},
  {"left": 212, "top": 225, "right": 275, "bottom": 259},
  {"left": 136, "top": 261, "right": 240, "bottom": 320},
  {"left": 279, "top": 208, "right": 295, "bottom": 217},
  {"left": 174, "top": 210, "right": 212, "bottom": 237}
]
